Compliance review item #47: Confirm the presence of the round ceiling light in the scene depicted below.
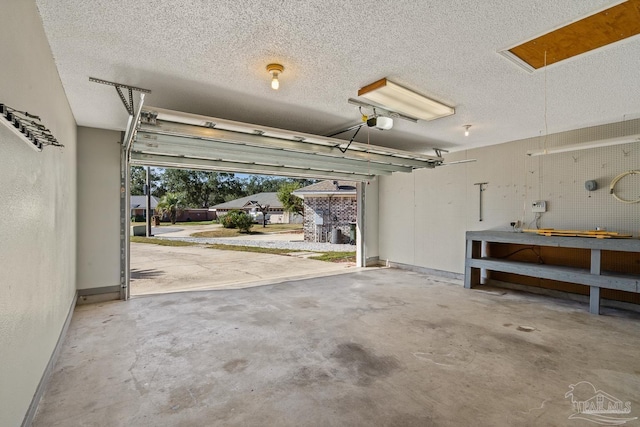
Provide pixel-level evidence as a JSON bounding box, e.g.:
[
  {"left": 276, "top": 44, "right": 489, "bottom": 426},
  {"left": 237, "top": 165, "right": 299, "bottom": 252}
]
[{"left": 266, "top": 63, "right": 284, "bottom": 90}]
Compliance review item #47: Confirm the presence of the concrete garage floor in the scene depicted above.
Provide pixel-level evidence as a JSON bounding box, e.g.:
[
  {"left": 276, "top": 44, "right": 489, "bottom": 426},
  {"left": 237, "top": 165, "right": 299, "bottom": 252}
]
[
  {"left": 130, "top": 242, "right": 353, "bottom": 295},
  {"left": 34, "top": 269, "right": 640, "bottom": 426}
]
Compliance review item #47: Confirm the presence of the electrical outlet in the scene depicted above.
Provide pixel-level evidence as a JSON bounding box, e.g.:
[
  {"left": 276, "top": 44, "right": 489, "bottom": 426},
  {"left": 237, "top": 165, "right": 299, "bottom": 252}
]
[{"left": 532, "top": 200, "right": 547, "bottom": 213}]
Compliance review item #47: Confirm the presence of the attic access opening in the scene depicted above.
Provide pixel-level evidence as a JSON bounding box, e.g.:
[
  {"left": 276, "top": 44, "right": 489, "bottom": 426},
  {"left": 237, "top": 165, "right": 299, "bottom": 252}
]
[{"left": 501, "top": 0, "right": 640, "bottom": 71}]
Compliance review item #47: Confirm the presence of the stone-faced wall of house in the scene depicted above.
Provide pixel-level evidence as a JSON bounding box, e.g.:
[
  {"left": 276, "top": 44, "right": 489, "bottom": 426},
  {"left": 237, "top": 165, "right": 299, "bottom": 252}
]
[{"left": 303, "top": 196, "right": 357, "bottom": 243}]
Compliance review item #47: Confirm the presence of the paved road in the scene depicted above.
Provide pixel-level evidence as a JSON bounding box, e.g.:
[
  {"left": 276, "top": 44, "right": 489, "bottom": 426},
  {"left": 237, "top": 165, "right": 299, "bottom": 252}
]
[{"left": 150, "top": 226, "right": 182, "bottom": 235}]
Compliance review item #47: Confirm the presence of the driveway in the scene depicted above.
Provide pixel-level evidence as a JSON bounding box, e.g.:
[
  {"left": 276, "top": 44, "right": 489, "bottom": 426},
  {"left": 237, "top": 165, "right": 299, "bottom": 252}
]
[
  {"left": 130, "top": 242, "right": 356, "bottom": 296},
  {"left": 151, "top": 223, "right": 355, "bottom": 252}
]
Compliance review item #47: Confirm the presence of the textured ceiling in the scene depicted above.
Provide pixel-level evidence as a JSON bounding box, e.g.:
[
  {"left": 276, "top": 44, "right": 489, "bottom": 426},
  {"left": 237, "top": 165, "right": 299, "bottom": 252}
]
[{"left": 35, "top": 0, "right": 640, "bottom": 154}]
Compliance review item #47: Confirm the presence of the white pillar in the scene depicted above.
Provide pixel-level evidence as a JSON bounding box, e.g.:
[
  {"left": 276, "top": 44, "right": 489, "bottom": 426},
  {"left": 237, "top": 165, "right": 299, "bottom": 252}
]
[{"left": 356, "top": 182, "right": 365, "bottom": 267}]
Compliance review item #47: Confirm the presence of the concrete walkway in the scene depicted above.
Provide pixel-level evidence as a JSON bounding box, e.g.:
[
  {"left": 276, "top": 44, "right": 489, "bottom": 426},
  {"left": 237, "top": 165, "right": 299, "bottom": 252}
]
[{"left": 130, "top": 242, "right": 354, "bottom": 296}]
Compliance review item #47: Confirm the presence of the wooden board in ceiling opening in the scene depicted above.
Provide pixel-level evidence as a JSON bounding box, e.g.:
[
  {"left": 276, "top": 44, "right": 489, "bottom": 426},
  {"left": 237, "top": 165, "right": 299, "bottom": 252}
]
[{"left": 508, "top": 0, "right": 640, "bottom": 69}]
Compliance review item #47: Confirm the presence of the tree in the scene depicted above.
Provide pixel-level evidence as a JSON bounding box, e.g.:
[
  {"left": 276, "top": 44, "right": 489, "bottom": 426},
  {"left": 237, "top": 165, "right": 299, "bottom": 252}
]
[
  {"left": 161, "top": 169, "right": 235, "bottom": 208},
  {"left": 216, "top": 173, "right": 244, "bottom": 204},
  {"left": 130, "top": 166, "right": 146, "bottom": 195},
  {"left": 242, "top": 175, "right": 285, "bottom": 195},
  {"left": 257, "top": 204, "right": 270, "bottom": 228},
  {"left": 149, "top": 170, "right": 315, "bottom": 209},
  {"left": 240, "top": 175, "right": 315, "bottom": 196},
  {"left": 130, "top": 166, "right": 162, "bottom": 196},
  {"left": 156, "top": 192, "right": 183, "bottom": 224},
  {"left": 277, "top": 181, "right": 304, "bottom": 215}
]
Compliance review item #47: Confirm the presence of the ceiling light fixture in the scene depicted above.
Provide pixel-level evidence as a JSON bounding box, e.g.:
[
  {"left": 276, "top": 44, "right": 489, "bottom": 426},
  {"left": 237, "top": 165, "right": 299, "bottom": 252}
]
[
  {"left": 266, "top": 63, "right": 284, "bottom": 90},
  {"left": 464, "top": 125, "right": 471, "bottom": 136},
  {"left": 526, "top": 134, "right": 640, "bottom": 156},
  {"left": 358, "top": 78, "right": 454, "bottom": 121}
]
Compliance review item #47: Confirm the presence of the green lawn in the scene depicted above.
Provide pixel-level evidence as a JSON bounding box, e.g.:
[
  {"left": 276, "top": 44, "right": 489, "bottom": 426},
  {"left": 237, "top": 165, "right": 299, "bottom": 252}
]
[
  {"left": 131, "top": 236, "right": 355, "bottom": 263},
  {"left": 130, "top": 236, "right": 201, "bottom": 247},
  {"left": 190, "top": 228, "right": 249, "bottom": 238},
  {"left": 191, "top": 223, "right": 302, "bottom": 238},
  {"left": 308, "top": 251, "right": 356, "bottom": 263},
  {"left": 254, "top": 223, "right": 303, "bottom": 232},
  {"left": 130, "top": 220, "right": 302, "bottom": 238}
]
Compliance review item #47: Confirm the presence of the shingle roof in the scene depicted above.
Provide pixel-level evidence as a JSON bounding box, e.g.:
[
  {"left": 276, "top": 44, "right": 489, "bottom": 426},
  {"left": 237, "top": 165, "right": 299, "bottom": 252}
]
[
  {"left": 130, "top": 195, "right": 159, "bottom": 209},
  {"left": 293, "top": 180, "right": 357, "bottom": 195},
  {"left": 210, "top": 192, "right": 283, "bottom": 210}
]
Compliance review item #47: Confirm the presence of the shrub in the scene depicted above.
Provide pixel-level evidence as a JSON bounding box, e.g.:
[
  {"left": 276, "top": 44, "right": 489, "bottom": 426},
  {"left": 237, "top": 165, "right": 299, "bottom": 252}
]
[
  {"left": 220, "top": 210, "right": 240, "bottom": 228},
  {"left": 220, "top": 210, "right": 253, "bottom": 233},
  {"left": 234, "top": 213, "right": 254, "bottom": 233}
]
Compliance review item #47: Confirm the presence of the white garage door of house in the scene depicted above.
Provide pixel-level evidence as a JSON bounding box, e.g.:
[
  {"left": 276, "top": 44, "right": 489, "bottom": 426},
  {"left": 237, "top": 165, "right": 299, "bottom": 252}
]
[{"left": 128, "top": 106, "right": 443, "bottom": 180}]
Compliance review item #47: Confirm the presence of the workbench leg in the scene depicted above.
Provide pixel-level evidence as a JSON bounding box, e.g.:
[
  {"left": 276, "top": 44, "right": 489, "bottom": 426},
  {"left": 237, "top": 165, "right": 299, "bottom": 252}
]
[
  {"left": 464, "top": 239, "right": 480, "bottom": 289},
  {"left": 589, "top": 249, "right": 601, "bottom": 315},
  {"left": 590, "top": 249, "right": 601, "bottom": 275},
  {"left": 589, "top": 286, "right": 601, "bottom": 315}
]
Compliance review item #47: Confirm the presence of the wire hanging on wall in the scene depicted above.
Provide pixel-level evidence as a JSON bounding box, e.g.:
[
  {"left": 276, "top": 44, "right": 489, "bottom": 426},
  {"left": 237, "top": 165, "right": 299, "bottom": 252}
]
[
  {"left": 610, "top": 170, "right": 640, "bottom": 204},
  {"left": 0, "top": 103, "right": 62, "bottom": 151}
]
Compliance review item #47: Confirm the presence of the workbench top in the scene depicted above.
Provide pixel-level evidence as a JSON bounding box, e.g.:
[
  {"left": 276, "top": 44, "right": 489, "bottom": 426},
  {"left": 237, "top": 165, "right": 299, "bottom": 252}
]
[{"left": 466, "top": 230, "right": 640, "bottom": 252}]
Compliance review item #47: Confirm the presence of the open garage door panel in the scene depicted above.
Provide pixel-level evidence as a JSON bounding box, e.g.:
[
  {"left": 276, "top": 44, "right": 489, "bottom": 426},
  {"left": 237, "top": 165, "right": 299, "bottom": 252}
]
[{"left": 130, "top": 107, "right": 442, "bottom": 180}]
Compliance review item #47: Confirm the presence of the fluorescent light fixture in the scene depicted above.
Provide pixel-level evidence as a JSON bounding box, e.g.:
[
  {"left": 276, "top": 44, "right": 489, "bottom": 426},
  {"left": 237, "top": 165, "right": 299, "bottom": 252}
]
[
  {"left": 526, "top": 134, "right": 640, "bottom": 156},
  {"left": 358, "top": 78, "right": 454, "bottom": 121}
]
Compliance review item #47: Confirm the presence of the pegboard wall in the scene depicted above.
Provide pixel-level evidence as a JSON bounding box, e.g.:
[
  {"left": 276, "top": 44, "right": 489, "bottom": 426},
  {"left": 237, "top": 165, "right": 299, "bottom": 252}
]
[
  {"left": 522, "top": 117, "right": 640, "bottom": 235},
  {"left": 378, "top": 116, "right": 639, "bottom": 274}
]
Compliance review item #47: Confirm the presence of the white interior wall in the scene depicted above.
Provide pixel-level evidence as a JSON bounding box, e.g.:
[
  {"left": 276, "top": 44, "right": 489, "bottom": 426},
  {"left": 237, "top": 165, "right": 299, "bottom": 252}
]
[
  {"left": 0, "top": 1, "right": 78, "bottom": 426},
  {"left": 379, "top": 119, "right": 640, "bottom": 275},
  {"left": 363, "top": 178, "right": 379, "bottom": 264},
  {"left": 379, "top": 171, "right": 418, "bottom": 266},
  {"left": 77, "top": 127, "right": 122, "bottom": 293}
]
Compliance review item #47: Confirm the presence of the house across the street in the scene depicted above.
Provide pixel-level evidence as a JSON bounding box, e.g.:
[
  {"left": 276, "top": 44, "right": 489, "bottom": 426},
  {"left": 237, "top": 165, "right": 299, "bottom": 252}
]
[
  {"left": 131, "top": 195, "right": 214, "bottom": 222},
  {"left": 171, "top": 209, "right": 216, "bottom": 223},
  {"left": 130, "top": 195, "right": 158, "bottom": 219},
  {"left": 210, "top": 192, "right": 302, "bottom": 224}
]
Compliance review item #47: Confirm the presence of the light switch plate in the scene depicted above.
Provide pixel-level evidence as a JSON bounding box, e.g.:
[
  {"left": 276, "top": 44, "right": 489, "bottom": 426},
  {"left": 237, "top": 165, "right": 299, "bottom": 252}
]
[{"left": 532, "top": 200, "right": 547, "bottom": 213}]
